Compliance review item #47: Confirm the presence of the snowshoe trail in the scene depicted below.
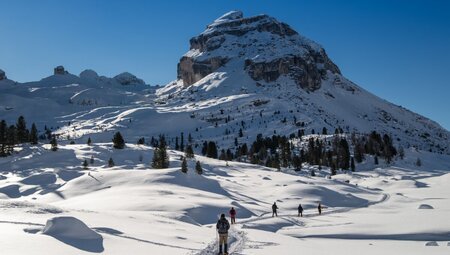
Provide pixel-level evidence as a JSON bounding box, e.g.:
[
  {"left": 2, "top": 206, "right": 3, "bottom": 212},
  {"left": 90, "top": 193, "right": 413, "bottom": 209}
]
[{"left": 192, "top": 228, "right": 246, "bottom": 255}]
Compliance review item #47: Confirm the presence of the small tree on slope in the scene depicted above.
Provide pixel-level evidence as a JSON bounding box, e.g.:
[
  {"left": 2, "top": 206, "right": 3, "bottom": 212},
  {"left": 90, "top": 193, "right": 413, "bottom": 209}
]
[
  {"left": 181, "top": 157, "right": 188, "bottom": 173},
  {"left": 112, "top": 132, "right": 125, "bottom": 149},
  {"left": 195, "top": 161, "right": 203, "bottom": 175}
]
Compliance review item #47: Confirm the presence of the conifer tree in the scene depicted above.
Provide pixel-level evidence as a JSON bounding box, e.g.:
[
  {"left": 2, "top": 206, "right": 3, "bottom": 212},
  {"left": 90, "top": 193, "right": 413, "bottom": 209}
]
[
  {"left": 87, "top": 137, "right": 92, "bottom": 146},
  {"left": 195, "top": 161, "right": 203, "bottom": 174},
  {"left": 180, "top": 132, "right": 185, "bottom": 151},
  {"left": 181, "top": 157, "right": 188, "bottom": 173},
  {"left": 30, "top": 123, "right": 38, "bottom": 145},
  {"left": 185, "top": 144, "right": 195, "bottom": 158},
  {"left": 108, "top": 157, "right": 115, "bottom": 167},
  {"left": 50, "top": 135, "right": 58, "bottom": 151},
  {"left": 416, "top": 158, "right": 422, "bottom": 167},
  {"left": 83, "top": 159, "right": 89, "bottom": 170},
  {"left": 175, "top": 136, "right": 180, "bottom": 150},
  {"left": 206, "top": 141, "right": 218, "bottom": 158},
  {"left": 0, "top": 120, "right": 7, "bottom": 156},
  {"left": 16, "top": 116, "right": 29, "bottom": 143},
  {"left": 152, "top": 135, "right": 169, "bottom": 168},
  {"left": 374, "top": 155, "right": 379, "bottom": 165},
  {"left": 112, "top": 132, "right": 125, "bottom": 149}
]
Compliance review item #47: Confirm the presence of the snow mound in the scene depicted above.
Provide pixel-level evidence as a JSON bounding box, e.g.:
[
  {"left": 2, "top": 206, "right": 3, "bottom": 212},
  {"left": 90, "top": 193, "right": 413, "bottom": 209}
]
[
  {"left": 418, "top": 204, "right": 434, "bottom": 209},
  {"left": 425, "top": 241, "right": 439, "bottom": 246},
  {"left": 42, "top": 216, "right": 103, "bottom": 252},
  {"left": 114, "top": 72, "right": 145, "bottom": 85},
  {"left": 21, "top": 173, "right": 57, "bottom": 185}
]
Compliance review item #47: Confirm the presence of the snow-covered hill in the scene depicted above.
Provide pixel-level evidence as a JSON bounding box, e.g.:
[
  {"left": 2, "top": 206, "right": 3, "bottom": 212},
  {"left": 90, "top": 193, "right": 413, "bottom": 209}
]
[{"left": 1, "top": 142, "right": 450, "bottom": 254}]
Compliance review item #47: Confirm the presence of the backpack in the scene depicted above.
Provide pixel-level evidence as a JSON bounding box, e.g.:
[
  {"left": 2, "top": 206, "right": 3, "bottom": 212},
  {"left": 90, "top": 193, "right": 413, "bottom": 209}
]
[{"left": 217, "top": 219, "right": 229, "bottom": 233}]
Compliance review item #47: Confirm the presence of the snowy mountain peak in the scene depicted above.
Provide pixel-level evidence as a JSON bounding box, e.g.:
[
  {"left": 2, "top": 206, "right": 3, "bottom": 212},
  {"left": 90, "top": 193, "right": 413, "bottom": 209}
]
[
  {"left": 213, "top": 10, "right": 243, "bottom": 24},
  {"left": 178, "top": 11, "right": 339, "bottom": 91}
]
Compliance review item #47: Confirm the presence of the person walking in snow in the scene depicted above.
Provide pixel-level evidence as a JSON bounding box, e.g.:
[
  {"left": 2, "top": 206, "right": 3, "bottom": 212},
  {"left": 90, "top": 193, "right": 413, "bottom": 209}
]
[
  {"left": 318, "top": 202, "right": 322, "bottom": 215},
  {"left": 216, "top": 213, "right": 230, "bottom": 255},
  {"left": 272, "top": 202, "right": 278, "bottom": 217},
  {"left": 229, "top": 207, "right": 236, "bottom": 224},
  {"left": 298, "top": 203, "right": 304, "bottom": 217}
]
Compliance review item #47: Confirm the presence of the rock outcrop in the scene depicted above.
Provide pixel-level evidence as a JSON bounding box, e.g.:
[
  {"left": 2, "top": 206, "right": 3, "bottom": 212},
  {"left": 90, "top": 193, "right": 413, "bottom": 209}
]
[
  {"left": 177, "top": 11, "right": 340, "bottom": 90},
  {"left": 0, "top": 69, "right": 6, "bottom": 80},
  {"left": 54, "top": 66, "right": 68, "bottom": 75}
]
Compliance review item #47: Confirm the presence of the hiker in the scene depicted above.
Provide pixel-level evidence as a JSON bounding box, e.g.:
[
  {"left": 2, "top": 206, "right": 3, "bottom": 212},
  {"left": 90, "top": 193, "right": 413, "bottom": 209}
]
[
  {"left": 272, "top": 202, "right": 278, "bottom": 217},
  {"left": 298, "top": 203, "right": 304, "bottom": 217},
  {"left": 216, "top": 213, "right": 230, "bottom": 255},
  {"left": 229, "top": 207, "right": 236, "bottom": 224},
  {"left": 318, "top": 203, "right": 322, "bottom": 215}
]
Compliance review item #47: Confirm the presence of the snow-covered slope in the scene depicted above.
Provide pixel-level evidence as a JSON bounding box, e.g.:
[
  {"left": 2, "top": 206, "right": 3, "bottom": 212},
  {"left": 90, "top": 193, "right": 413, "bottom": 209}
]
[{"left": 0, "top": 142, "right": 449, "bottom": 254}]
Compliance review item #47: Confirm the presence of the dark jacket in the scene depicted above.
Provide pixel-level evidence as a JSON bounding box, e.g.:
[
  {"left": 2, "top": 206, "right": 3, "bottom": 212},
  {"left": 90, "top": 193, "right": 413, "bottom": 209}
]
[
  {"left": 230, "top": 208, "right": 236, "bottom": 217},
  {"left": 272, "top": 203, "right": 278, "bottom": 212},
  {"left": 298, "top": 204, "right": 303, "bottom": 212},
  {"left": 216, "top": 218, "right": 230, "bottom": 234}
]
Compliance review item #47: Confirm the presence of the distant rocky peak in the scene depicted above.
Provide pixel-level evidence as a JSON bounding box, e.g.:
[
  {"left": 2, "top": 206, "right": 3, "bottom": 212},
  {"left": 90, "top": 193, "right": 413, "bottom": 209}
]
[
  {"left": 114, "top": 72, "right": 145, "bottom": 86},
  {"left": 0, "top": 69, "right": 6, "bottom": 80}
]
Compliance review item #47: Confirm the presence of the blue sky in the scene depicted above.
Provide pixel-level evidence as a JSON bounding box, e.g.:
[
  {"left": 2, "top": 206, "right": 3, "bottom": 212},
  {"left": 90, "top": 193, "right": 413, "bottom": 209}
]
[{"left": 1, "top": 0, "right": 449, "bottom": 130}]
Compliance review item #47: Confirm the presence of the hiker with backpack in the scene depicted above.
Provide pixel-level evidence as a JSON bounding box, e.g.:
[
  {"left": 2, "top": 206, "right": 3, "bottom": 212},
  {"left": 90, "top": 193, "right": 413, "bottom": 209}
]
[
  {"left": 229, "top": 207, "right": 236, "bottom": 224},
  {"left": 216, "top": 213, "right": 230, "bottom": 255},
  {"left": 298, "top": 203, "right": 304, "bottom": 217},
  {"left": 272, "top": 202, "right": 278, "bottom": 217}
]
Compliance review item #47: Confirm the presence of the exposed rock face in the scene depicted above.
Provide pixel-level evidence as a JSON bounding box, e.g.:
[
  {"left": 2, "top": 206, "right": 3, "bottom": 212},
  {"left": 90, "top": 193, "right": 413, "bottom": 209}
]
[
  {"left": 0, "top": 69, "right": 6, "bottom": 80},
  {"left": 177, "top": 11, "right": 340, "bottom": 90},
  {"left": 114, "top": 72, "right": 145, "bottom": 85},
  {"left": 245, "top": 51, "right": 340, "bottom": 91},
  {"left": 54, "top": 65, "right": 68, "bottom": 75}
]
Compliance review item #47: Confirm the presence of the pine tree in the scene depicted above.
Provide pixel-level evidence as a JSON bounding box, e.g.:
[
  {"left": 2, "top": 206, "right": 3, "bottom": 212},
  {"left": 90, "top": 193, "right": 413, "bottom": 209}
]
[
  {"left": 181, "top": 157, "right": 188, "bottom": 173},
  {"left": 112, "top": 132, "right": 125, "bottom": 149},
  {"left": 416, "top": 158, "right": 422, "bottom": 167},
  {"left": 185, "top": 144, "right": 195, "bottom": 158},
  {"left": 50, "top": 135, "right": 58, "bottom": 151},
  {"left": 398, "top": 146, "right": 405, "bottom": 160},
  {"left": 180, "top": 132, "right": 185, "bottom": 151},
  {"left": 195, "top": 161, "right": 203, "bottom": 174},
  {"left": 30, "top": 123, "right": 38, "bottom": 145},
  {"left": 331, "top": 162, "right": 337, "bottom": 175},
  {"left": 6, "top": 125, "right": 17, "bottom": 154},
  {"left": 206, "top": 141, "right": 218, "bottom": 158},
  {"left": 83, "top": 159, "right": 89, "bottom": 170},
  {"left": 152, "top": 135, "right": 169, "bottom": 168},
  {"left": 16, "top": 116, "right": 29, "bottom": 143},
  {"left": 0, "top": 120, "right": 7, "bottom": 156},
  {"left": 292, "top": 155, "right": 302, "bottom": 171},
  {"left": 175, "top": 136, "right": 180, "bottom": 150},
  {"left": 311, "top": 169, "right": 316, "bottom": 176},
  {"left": 137, "top": 137, "right": 145, "bottom": 145},
  {"left": 87, "top": 137, "right": 92, "bottom": 146},
  {"left": 108, "top": 157, "right": 115, "bottom": 167},
  {"left": 374, "top": 155, "right": 379, "bottom": 165},
  {"left": 238, "top": 128, "right": 243, "bottom": 137},
  {"left": 351, "top": 157, "right": 355, "bottom": 172},
  {"left": 188, "top": 133, "right": 193, "bottom": 144},
  {"left": 201, "top": 141, "right": 208, "bottom": 155}
]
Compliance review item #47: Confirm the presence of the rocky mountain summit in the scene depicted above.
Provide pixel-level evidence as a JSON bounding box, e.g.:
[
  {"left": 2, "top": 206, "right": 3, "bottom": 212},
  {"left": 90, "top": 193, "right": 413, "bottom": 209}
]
[{"left": 178, "top": 11, "right": 340, "bottom": 91}]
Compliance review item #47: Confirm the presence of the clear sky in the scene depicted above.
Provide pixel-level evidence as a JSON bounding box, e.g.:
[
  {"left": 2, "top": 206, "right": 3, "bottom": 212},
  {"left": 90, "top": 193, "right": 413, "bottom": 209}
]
[{"left": 1, "top": 0, "right": 449, "bottom": 130}]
